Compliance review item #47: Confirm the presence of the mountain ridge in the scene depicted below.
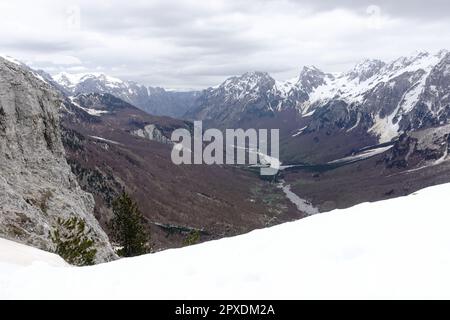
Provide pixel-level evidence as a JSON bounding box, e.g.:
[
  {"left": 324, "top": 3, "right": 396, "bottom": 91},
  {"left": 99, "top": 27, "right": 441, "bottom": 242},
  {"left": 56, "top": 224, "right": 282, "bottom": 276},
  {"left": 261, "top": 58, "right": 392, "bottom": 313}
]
[{"left": 48, "top": 49, "right": 450, "bottom": 144}]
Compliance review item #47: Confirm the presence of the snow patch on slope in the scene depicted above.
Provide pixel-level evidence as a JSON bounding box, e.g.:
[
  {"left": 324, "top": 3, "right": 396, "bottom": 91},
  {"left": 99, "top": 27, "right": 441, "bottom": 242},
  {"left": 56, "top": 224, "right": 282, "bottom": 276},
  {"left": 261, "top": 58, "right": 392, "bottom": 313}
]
[
  {"left": 89, "top": 136, "right": 121, "bottom": 145},
  {"left": 277, "top": 181, "right": 319, "bottom": 215},
  {"left": 328, "top": 145, "right": 393, "bottom": 164},
  {"left": 0, "top": 54, "right": 22, "bottom": 65},
  {"left": 0, "top": 238, "right": 67, "bottom": 268},
  {"left": 69, "top": 96, "right": 110, "bottom": 116},
  {"left": 369, "top": 114, "right": 400, "bottom": 143}
]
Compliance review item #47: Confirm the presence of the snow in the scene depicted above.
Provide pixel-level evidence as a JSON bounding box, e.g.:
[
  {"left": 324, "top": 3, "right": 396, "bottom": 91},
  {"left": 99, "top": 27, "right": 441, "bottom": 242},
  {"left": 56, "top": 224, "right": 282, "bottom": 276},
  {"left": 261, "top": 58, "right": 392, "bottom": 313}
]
[
  {"left": 328, "top": 145, "right": 393, "bottom": 164},
  {"left": 400, "top": 79, "right": 426, "bottom": 114},
  {"left": 299, "top": 50, "right": 447, "bottom": 134},
  {"left": 346, "top": 113, "right": 361, "bottom": 132},
  {"left": 0, "top": 238, "right": 67, "bottom": 268},
  {"left": 366, "top": 51, "right": 446, "bottom": 137},
  {"left": 292, "top": 126, "right": 308, "bottom": 137},
  {"left": 97, "top": 74, "right": 124, "bottom": 88},
  {"left": 69, "top": 96, "right": 109, "bottom": 116},
  {"left": 0, "top": 55, "right": 47, "bottom": 84},
  {"left": 445, "top": 64, "right": 450, "bottom": 77},
  {"left": 0, "top": 54, "right": 22, "bottom": 65},
  {"left": 256, "top": 150, "right": 280, "bottom": 173},
  {"left": 31, "top": 72, "right": 47, "bottom": 84},
  {"left": 277, "top": 181, "right": 319, "bottom": 215},
  {"left": 89, "top": 136, "right": 121, "bottom": 145},
  {"left": 301, "top": 108, "right": 316, "bottom": 117},
  {"left": 53, "top": 72, "right": 125, "bottom": 89},
  {"left": 368, "top": 114, "right": 400, "bottom": 143},
  {"left": 433, "top": 147, "right": 448, "bottom": 166},
  {"left": 2, "top": 183, "right": 450, "bottom": 299},
  {"left": 84, "top": 109, "right": 109, "bottom": 116},
  {"left": 275, "top": 77, "right": 299, "bottom": 98},
  {"left": 53, "top": 72, "right": 88, "bottom": 87}
]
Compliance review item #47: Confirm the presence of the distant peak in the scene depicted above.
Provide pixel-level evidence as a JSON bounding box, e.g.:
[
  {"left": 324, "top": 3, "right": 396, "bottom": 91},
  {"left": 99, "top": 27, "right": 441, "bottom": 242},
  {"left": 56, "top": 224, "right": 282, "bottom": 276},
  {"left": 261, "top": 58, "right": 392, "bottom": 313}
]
[
  {"left": 241, "top": 71, "right": 271, "bottom": 79},
  {"left": 410, "top": 50, "right": 430, "bottom": 58},
  {"left": 53, "top": 72, "right": 125, "bottom": 89},
  {"left": 221, "top": 71, "right": 273, "bottom": 86},
  {"left": 297, "top": 65, "right": 328, "bottom": 93},
  {"left": 353, "top": 58, "right": 385, "bottom": 69},
  {"left": 0, "top": 54, "right": 23, "bottom": 66},
  {"left": 346, "top": 59, "right": 385, "bottom": 82},
  {"left": 437, "top": 49, "right": 449, "bottom": 58},
  {"left": 300, "top": 65, "right": 323, "bottom": 74}
]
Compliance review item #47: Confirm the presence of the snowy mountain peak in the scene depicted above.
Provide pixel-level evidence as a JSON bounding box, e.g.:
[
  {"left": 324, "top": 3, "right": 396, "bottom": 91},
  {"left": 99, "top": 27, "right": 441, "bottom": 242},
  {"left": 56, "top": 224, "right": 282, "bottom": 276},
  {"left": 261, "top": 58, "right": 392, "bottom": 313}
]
[
  {"left": 85, "top": 73, "right": 124, "bottom": 86},
  {"left": 53, "top": 72, "right": 78, "bottom": 88},
  {"left": 346, "top": 59, "right": 386, "bottom": 82},
  {"left": 298, "top": 65, "right": 329, "bottom": 93},
  {"left": 384, "top": 50, "right": 446, "bottom": 75},
  {"left": 218, "top": 71, "right": 275, "bottom": 98},
  {"left": 224, "top": 71, "right": 273, "bottom": 84},
  {"left": 300, "top": 65, "right": 323, "bottom": 74},
  {"left": 53, "top": 72, "right": 125, "bottom": 89},
  {"left": 0, "top": 54, "right": 23, "bottom": 66},
  {"left": 437, "top": 49, "right": 449, "bottom": 59}
]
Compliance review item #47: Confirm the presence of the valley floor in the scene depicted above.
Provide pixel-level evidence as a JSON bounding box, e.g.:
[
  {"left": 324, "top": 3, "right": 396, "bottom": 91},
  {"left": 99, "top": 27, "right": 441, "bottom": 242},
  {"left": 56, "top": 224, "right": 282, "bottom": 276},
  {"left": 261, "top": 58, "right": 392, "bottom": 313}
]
[{"left": 1, "top": 183, "right": 450, "bottom": 299}]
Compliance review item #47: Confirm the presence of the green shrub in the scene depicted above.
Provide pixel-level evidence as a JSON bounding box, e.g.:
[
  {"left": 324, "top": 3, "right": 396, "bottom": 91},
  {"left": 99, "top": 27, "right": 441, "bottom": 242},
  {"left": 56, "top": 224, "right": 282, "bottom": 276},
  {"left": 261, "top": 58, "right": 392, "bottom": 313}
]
[
  {"left": 50, "top": 217, "right": 97, "bottom": 266},
  {"left": 183, "top": 230, "right": 201, "bottom": 246}
]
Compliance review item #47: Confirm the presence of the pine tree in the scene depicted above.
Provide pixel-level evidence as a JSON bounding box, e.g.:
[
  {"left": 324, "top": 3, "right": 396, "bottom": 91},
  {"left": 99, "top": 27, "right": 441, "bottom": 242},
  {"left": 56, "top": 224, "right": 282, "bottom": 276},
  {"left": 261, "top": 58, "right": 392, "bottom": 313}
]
[
  {"left": 183, "top": 230, "right": 201, "bottom": 246},
  {"left": 111, "top": 192, "right": 149, "bottom": 257},
  {"left": 50, "top": 217, "right": 97, "bottom": 266}
]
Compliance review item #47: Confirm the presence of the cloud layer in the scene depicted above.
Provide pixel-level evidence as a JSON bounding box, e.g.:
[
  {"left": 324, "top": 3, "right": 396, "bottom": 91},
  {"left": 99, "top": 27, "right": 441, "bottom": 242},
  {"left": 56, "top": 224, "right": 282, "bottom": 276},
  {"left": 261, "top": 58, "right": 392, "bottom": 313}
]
[{"left": 1, "top": 0, "right": 449, "bottom": 89}]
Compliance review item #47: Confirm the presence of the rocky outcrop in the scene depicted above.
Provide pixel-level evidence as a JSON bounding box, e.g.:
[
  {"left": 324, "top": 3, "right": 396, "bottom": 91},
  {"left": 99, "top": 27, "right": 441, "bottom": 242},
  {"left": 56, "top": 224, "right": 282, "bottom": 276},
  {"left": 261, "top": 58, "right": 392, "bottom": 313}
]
[
  {"left": 383, "top": 133, "right": 418, "bottom": 168},
  {"left": 0, "top": 57, "right": 115, "bottom": 263},
  {"left": 384, "top": 124, "right": 450, "bottom": 169},
  {"left": 132, "top": 124, "right": 173, "bottom": 144}
]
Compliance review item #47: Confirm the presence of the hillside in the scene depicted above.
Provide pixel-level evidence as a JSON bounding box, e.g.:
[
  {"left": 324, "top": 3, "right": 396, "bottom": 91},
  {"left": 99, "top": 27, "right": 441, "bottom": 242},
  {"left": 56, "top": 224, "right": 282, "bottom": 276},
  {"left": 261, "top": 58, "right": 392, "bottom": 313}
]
[
  {"left": 60, "top": 93, "right": 302, "bottom": 250},
  {"left": 1, "top": 183, "right": 450, "bottom": 299}
]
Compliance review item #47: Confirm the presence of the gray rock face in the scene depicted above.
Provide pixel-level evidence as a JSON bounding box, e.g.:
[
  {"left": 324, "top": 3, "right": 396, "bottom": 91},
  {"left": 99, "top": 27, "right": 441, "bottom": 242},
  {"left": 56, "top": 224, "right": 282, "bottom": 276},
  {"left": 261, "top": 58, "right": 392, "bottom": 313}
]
[
  {"left": 298, "top": 66, "right": 329, "bottom": 93},
  {"left": 384, "top": 124, "right": 450, "bottom": 169},
  {"left": 0, "top": 57, "right": 115, "bottom": 263},
  {"left": 400, "top": 52, "right": 450, "bottom": 131},
  {"left": 132, "top": 124, "right": 173, "bottom": 144},
  {"left": 363, "top": 70, "right": 425, "bottom": 118},
  {"left": 307, "top": 100, "right": 371, "bottom": 132}
]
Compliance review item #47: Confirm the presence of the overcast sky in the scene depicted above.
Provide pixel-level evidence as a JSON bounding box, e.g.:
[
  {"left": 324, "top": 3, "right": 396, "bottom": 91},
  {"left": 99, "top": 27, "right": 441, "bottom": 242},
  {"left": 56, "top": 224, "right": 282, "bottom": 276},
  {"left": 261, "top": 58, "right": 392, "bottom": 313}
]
[{"left": 1, "top": 0, "right": 449, "bottom": 89}]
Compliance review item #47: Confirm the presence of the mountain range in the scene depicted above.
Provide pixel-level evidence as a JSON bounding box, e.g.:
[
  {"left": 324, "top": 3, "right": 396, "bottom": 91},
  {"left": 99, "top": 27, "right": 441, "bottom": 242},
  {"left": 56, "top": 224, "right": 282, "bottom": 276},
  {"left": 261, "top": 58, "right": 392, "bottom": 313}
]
[
  {"left": 51, "top": 50, "right": 450, "bottom": 143},
  {"left": 48, "top": 49, "right": 450, "bottom": 212},
  {"left": 2, "top": 50, "right": 450, "bottom": 259},
  {"left": 46, "top": 71, "right": 200, "bottom": 118}
]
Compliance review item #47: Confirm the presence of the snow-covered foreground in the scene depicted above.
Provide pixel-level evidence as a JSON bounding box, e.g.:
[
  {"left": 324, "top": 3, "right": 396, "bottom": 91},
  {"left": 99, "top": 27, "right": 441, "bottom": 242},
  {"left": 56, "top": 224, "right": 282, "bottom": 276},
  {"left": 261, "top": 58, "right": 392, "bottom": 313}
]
[{"left": 2, "top": 183, "right": 450, "bottom": 299}]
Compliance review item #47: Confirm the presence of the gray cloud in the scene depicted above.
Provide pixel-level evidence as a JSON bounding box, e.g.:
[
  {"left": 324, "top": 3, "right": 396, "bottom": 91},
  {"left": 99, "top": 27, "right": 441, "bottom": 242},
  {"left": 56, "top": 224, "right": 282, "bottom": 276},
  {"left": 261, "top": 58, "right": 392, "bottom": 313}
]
[
  {"left": 303, "top": 0, "right": 450, "bottom": 19},
  {"left": 0, "top": 0, "right": 449, "bottom": 89}
]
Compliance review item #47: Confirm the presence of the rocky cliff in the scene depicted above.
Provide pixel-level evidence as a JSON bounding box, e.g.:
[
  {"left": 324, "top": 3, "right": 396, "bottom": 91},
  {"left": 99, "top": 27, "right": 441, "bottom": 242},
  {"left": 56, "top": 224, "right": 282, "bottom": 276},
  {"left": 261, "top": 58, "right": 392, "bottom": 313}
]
[{"left": 0, "top": 57, "right": 115, "bottom": 263}]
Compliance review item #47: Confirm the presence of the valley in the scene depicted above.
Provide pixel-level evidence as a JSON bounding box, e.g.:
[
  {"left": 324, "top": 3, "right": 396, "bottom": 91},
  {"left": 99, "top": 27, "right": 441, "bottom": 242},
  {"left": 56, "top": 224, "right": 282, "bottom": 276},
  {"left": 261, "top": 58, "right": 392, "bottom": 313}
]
[{"left": 1, "top": 48, "right": 450, "bottom": 261}]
